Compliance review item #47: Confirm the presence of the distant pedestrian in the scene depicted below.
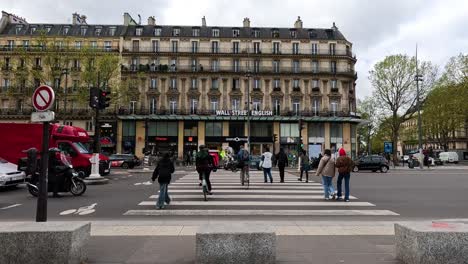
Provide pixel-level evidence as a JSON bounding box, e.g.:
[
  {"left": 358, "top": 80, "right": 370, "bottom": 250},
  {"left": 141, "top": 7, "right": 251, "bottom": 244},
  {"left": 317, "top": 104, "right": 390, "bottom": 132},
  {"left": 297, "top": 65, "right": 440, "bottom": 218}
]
[
  {"left": 151, "top": 153, "right": 175, "bottom": 209},
  {"left": 237, "top": 145, "right": 250, "bottom": 186},
  {"left": 261, "top": 147, "right": 273, "bottom": 183},
  {"left": 275, "top": 148, "right": 288, "bottom": 183},
  {"left": 316, "top": 149, "right": 336, "bottom": 200},
  {"left": 298, "top": 150, "right": 311, "bottom": 182},
  {"left": 335, "top": 148, "right": 353, "bottom": 202}
]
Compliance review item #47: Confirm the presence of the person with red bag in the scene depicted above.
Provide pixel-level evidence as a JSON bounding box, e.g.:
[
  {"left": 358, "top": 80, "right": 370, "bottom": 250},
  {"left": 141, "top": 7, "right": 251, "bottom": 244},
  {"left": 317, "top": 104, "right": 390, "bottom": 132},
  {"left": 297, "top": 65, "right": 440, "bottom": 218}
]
[{"left": 335, "top": 148, "right": 354, "bottom": 202}]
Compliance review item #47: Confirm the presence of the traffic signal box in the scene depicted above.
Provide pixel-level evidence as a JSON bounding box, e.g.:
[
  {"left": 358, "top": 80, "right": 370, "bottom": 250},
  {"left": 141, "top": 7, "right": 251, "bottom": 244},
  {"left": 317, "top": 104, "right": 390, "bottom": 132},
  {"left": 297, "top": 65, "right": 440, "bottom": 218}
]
[{"left": 89, "top": 88, "right": 111, "bottom": 110}]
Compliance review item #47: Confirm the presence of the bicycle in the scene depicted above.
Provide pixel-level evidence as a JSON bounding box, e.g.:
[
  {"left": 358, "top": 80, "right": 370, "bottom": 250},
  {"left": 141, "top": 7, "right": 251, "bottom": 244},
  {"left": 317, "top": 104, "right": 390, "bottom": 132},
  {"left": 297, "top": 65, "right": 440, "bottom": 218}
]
[
  {"left": 240, "top": 165, "right": 250, "bottom": 189},
  {"left": 201, "top": 172, "right": 209, "bottom": 201}
]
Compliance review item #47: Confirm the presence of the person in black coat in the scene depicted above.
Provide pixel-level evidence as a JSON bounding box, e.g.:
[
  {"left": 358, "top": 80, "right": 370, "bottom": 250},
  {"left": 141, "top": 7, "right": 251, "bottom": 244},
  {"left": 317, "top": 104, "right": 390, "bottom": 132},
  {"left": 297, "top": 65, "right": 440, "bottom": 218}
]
[
  {"left": 152, "top": 153, "right": 175, "bottom": 209},
  {"left": 275, "top": 148, "right": 288, "bottom": 183}
]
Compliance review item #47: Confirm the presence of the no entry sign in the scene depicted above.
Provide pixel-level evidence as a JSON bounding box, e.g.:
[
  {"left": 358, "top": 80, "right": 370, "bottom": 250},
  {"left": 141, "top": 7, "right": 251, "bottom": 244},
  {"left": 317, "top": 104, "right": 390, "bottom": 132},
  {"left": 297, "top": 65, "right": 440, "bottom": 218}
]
[{"left": 32, "top": 85, "right": 55, "bottom": 111}]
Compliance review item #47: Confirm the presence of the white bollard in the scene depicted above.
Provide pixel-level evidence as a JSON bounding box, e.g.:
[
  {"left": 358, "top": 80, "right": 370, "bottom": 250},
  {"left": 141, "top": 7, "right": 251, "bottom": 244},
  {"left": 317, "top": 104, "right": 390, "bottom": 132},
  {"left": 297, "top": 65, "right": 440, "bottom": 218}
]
[{"left": 88, "top": 153, "right": 101, "bottom": 178}]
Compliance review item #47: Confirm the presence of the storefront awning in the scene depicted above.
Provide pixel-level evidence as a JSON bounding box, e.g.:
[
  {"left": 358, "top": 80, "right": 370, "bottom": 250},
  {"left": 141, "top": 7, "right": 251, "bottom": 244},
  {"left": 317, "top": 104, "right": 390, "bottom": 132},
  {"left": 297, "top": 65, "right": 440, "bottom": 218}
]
[{"left": 117, "top": 115, "right": 364, "bottom": 123}]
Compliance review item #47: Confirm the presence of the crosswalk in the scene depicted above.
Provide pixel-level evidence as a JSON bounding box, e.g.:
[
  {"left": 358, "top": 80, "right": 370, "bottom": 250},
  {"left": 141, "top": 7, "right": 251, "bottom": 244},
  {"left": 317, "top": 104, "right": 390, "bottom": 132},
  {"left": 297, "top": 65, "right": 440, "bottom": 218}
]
[{"left": 124, "top": 170, "right": 399, "bottom": 217}]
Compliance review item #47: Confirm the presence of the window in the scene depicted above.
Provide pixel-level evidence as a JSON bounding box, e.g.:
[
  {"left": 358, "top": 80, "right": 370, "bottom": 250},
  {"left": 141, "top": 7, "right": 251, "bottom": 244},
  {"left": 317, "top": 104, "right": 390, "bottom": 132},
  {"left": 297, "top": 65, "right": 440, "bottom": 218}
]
[
  {"left": 135, "top": 27, "right": 143, "bottom": 36},
  {"left": 150, "top": 78, "right": 157, "bottom": 89},
  {"left": 329, "top": 43, "right": 336, "bottom": 55},
  {"left": 211, "top": 60, "right": 219, "bottom": 72},
  {"left": 132, "top": 40, "right": 139, "bottom": 52},
  {"left": 253, "top": 42, "right": 261, "bottom": 54},
  {"left": 189, "top": 99, "right": 198, "bottom": 114},
  {"left": 191, "top": 41, "right": 198, "bottom": 53},
  {"left": 330, "top": 123, "right": 343, "bottom": 145},
  {"left": 274, "top": 98, "right": 281, "bottom": 115},
  {"left": 85, "top": 121, "right": 93, "bottom": 131},
  {"left": 308, "top": 123, "right": 325, "bottom": 142},
  {"left": 293, "top": 79, "right": 300, "bottom": 88},
  {"left": 205, "top": 122, "right": 223, "bottom": 137},
  {"left": 280, "top": 123, "right": 299, "bottom": 137},
  {"left": 211, "top": 41, "right": 219, "bottom": 53},
  {"left": 292, "top": 43, "right": 299, "bottom": 54},
  {"left": 73, "top": 59, "right": 80, "bottom": 69},
  {"left": 330, "top": 99, "right": 340, "bottom": 114},
  {"left": 210, "top": 99, "right": 219, "bottom": 112},
  {"left": 253, "top": 29, "right": 260, "bottom": 38},
  {"left": 191, "top": 58, "right": 198, "bottom": 72},
  {"left": 149, "top": 98, "right": 157, "bottom": 114},
  {"left": 30, "top": 26, "right": 37, "bottom": 34},
  {"left": 148, "top": 121, "right": 178, "bottom": 136},
  {"left": 212, "top": 78, "right": 219, "bottom": 89},
  {"left": 6, "top": 40, "right": 14, "bottom": 50},
  {"left": 273, "top": 60, "right": 280, "bottom": 73},
  {"left": 331, "top": 79, "right": 337, "bottom": 89},
  {"left": 273, "top": 79, "right": 280, "bottom": 88},
  {"left": 253, "top": 79, "right": 261, "bottom": 90},
  {"left": 72, "top": 80, "right": 79, "bottom": 92},
  {"left": 312, "top": 60, "right": 318, "bottom": 73},
  {"left": 290, "top": 30, "right": 297, "bottom": 38},
  {"left": 312, "top": 97, "right": 320, "bottom": 115},
  {"left": 108, "top": 27, "right": 116, "bottom": 36},
  {"left": 233, "top": 59, "right": 240, "bottom": 72},
  {"left": 293, "top": 100, "right": 300, "bottom": 115},
  {"left": 19, "top": 58, "right": 25, "bottom": 68},
  {"left": 191, "top": 78, "right": 198, "bottom": 89},
  {"left": 252, "top": 123, "right": 273, "bottom": 137},
  {"left": 170, "top": 77, "right": 177, "bottom": 89},
  {"left": 311, "top": 43, "right": 318, "bottom": 54},
  {"left": 3, "top": 79, "right": 10, "bottom": 88},
  {"left": 252, "top": 99, "right": 261, "bottom": 111},
  {"left": 272, "top": 29, "right": 279, "bottom": 38},
  {"left": 154, "top": 27, "right": 162, "bottom": 36},
  {"left": 311, "top": 79, "right": 319, "bottom": 89},
  {"left": 232, "top": 29, "right": 240, "bottom": 37},
  {"left": 232, "top": 98, "right": 240, "bottom": 111},
  {"left": 35, "top": 57, "right": 41, "bottom": 66},
  {"left": 293, "top": 60, "right": 300, "bottom": 73},
  {"left": 95, "top": 27, "right": 102, "bottom": 36},
  {"left": 80, "top": 26, "right": 87, "bottom": 36},
  {"left": 90, "top": 41, "right": 97, "bottom": 49},
  {"left": 22, "top": 40, "right": 29, "bottom": 48},
  {"left": 169, "top": 100, "right": 177, "bottom": 114},
  {"left": 151, "top": 40, "right": 159, "bottom": 52},
  {"left": 170, "top": 58, "right": 177, "bottom": 71},
  {"left": 75, "top": 41, "right": 82, "bottom": 50},
  {"left": 171, "top": 40, "right": 178, "bottom": 53},
  {"left": 232, "top": 42, "right": 239, "bottom": 54},
  {"left": 212, "top": 28, "right": 220, "bottom": 37},
  {"left": 253, "top": 60, "right": 260, "bottom": 73},
  {"left": 192, "top": 28, "right": 200, "bottom": 37},
  {"left": 232, "top": 78, "right": 240, "bottom": 90},
  {"left": 273, "top": 42, "right": 280, "bottom": 54},
  {"left": 44, "top": 26, "right": 51, "bottom": 33},
  {"left": 331, "top": 61, "right": 337, "bottom": 73},
  {"left": 15, "top": 25, "right": 23, "bottom": 35},
  {"left": 172, "top": 28, "right": 180, "bottom": 36}
]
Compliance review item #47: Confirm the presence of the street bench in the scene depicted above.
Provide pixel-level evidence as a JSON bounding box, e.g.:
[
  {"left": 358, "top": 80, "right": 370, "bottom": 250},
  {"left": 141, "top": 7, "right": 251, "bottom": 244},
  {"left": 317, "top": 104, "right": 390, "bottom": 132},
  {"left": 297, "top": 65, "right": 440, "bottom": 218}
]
[
  {"left": 0, "top": 221, "right": 90, "bottom": 264},
  {"left": 395, "top": 221, "right": 468, "bottom": 264},
  {"left": 196, "top": 224, "right": 276, "bottom": 264}
]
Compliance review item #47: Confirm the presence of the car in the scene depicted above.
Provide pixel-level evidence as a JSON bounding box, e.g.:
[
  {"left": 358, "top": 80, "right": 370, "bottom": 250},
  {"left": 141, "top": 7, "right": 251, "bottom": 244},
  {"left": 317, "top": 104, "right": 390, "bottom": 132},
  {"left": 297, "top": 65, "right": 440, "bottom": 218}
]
[
  {"left": 439, "top": 152, "right": 459, "bottom": 164},
  {"left": 0, "top": 157, "right": 26, "bottom": 187},
  {"left": 109, "top": 154, "right": 141, "bottom": 169},
  {"left": 353, "top": 155, "right": 389, "bottom": 173}
]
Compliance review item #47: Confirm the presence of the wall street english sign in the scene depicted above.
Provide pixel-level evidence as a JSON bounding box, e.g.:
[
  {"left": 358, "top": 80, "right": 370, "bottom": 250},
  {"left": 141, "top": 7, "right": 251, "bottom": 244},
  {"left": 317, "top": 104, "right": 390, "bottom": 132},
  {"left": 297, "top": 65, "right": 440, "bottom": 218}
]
[{"left": 215, "top": 110, "right": 273, "bottom": 116}]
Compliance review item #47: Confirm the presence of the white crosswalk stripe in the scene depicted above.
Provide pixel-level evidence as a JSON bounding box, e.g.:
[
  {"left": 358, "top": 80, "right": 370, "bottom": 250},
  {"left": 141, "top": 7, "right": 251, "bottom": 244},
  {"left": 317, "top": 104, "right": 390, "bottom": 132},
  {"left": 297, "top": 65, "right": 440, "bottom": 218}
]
[{"left": 124, "top": 170, "right": 399, "bottom": 216}]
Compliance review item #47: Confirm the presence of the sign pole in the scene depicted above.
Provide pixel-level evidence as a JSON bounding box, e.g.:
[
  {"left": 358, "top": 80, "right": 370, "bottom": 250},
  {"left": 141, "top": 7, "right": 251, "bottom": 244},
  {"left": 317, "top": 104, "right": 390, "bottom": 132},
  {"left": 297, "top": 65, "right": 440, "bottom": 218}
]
[{"left": 36, "top": 121, "right": 49, "bottom": 222}]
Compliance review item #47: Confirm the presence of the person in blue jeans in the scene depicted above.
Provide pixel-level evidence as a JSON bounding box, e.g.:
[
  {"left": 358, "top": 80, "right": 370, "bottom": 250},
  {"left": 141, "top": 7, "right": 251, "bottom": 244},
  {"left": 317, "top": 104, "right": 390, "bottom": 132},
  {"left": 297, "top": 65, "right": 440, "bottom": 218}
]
[
  {"left": 151, "top": 153, "right": 175, "bottom": 209},
  {"left": 261, "top": 147, "right": 273, "bottom": 183},
  {"left": 335, "top": 148, "right": 353, "bottom": 202},
  {"left": 315, "top": 149, "right": 336, "bottom": 200}
]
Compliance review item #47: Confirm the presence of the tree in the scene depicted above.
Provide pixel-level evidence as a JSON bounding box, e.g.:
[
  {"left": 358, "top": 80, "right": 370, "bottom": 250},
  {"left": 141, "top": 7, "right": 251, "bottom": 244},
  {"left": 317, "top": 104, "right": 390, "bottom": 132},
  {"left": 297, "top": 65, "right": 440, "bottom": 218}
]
[
  {"left": 439, "top": 53, "right": 468, "bottom": 85},
  {"left": 369, "top": 54, "right": 438, "bottom": 162},
  {"left": 357, "top": 97, "right": 380, "bottom": 154}
]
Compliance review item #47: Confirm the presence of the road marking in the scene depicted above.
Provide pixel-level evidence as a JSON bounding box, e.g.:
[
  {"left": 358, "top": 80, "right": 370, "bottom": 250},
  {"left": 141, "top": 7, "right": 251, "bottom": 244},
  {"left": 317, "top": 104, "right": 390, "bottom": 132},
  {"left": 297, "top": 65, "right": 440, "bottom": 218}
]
[
  {"left": 170, "top": 186, "right": 324, "bottom": 190},
  {"left": 149, "top": 194, "right": 358, "bottom": 199},
  {"left": 124, "top": 209, "right": 397, "bottom": 216},
  {"left": 172, "top": 182, "right": 322, "bottom": 186},
  {"left": 134, "top": 181, "right": 153, "bottom": 186},
  {"left": 167, "top": 189, "right": 326, "bottom": 194},
  {"left": 138, "top": 201, "right": 375, "bottom": 206},
  {"left": 0, "top": 204, "right": 22, "bottom": 210},
  {"left": 60, "top": 203, "right": 97, "bottom": 216}
]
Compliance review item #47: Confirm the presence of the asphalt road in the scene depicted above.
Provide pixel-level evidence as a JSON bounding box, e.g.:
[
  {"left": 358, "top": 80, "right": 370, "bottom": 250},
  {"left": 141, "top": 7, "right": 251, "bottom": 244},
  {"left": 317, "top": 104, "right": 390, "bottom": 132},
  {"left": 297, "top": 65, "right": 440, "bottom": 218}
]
[{"left": 1, "top": 167, "right": 467, "bottom": 222}]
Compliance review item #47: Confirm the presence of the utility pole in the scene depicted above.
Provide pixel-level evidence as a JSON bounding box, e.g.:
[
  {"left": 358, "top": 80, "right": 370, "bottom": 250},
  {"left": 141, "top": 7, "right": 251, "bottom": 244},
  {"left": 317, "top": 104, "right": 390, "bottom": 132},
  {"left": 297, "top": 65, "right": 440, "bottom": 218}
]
[
  {"left": 94, "top": 72, "right": 101, "bottom": 154},
  {"left": 415, "top": 44, "right": 424, "bottom": 168},
  {"left": 62, "top": 68, "right": 69, "bottom": 124}
]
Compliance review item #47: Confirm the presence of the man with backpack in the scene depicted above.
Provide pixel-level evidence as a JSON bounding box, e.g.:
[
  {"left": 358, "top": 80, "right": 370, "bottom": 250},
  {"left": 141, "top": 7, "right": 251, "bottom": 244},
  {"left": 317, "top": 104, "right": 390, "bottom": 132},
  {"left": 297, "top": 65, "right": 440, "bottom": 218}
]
[
  {"left": 237, "top": 145, "right": 250, "bottom": 186},
  {"left": 196, "top": 145, "right": 215, "bottom": 194}
]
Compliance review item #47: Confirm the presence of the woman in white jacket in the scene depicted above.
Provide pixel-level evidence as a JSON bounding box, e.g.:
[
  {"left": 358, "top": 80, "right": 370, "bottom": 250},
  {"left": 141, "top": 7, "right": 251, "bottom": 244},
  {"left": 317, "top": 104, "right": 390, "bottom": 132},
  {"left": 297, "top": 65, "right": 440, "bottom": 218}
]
[{"left": 261, "top": 147, "right": 273, "bottom": 183}]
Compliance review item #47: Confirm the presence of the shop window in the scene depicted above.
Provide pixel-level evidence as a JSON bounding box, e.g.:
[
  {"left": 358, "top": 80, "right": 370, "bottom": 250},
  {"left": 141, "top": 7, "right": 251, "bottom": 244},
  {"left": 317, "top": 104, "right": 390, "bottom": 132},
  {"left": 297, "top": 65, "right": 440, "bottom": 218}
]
[
  {"left": 122, "top": 121, "right": 136, "bottom": 154},
  {"left": 205, "top": 122, "right": 223, "bottom": 137},
  {"left": 251, "top": 123, "right": 273, "bottom": 137},
  {"left": 148, "top": 121, "right": 178, "bottom": 137},
  {"left": 229, "top": 122, "right": 245, "bottom": 137},
  {"left": 330, "top": 123, "right": 343, "bottom": 150},
  {"left": 184, "top": 121, "right": 198, "bottom": 136},
  {"left": 280, "top": 123, "right": 299, "bottom": 137}
]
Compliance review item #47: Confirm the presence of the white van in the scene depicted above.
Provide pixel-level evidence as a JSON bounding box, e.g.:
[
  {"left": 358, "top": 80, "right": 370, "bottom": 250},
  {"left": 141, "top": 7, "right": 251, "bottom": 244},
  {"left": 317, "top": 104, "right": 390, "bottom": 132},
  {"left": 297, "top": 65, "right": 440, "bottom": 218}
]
[{"left": 438, "top": 152, "right": 459, "bottom": 164}]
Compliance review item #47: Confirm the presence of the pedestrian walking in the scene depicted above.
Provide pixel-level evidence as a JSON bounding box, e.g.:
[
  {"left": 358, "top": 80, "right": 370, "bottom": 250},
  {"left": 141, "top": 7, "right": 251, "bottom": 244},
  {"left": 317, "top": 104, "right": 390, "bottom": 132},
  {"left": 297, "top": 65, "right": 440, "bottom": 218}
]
[
  {"left": 335, "top": 148, "right": 353, "bottom": 202},
  {"left": 151, "top": 153, "right": 175, "bottom": 209},
  {"left": 315, "top": 149, "right": 336, "bottom": 200},
  {"left": 298, "top": 150, "right": 311, "bottom": 182},
  {"left": 261, "top": 147, "right": 273, "bottom": 183},
  {"left": 196, "top": 145, "right": 214, "bottom": 194},
  {"left": 275, "top": 148, "right": 288, "bottom": 183},
  {"left": 237, "top": 145, "right": 250, "bottom": 186}
]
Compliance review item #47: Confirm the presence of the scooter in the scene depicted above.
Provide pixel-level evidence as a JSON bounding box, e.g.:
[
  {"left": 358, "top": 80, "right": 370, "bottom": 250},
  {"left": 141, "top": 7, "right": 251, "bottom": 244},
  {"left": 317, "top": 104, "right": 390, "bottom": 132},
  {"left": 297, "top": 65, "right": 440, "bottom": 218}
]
[{"left": 26, "top": 150, "right": 87, "bottom": 197}]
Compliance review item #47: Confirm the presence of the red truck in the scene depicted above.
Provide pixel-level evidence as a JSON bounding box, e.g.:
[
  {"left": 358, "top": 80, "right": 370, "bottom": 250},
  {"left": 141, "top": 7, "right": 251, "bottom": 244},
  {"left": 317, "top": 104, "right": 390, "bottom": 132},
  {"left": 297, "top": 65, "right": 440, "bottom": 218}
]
[{"left": 0, "top": 123, "right": 110, "bottom": 177}]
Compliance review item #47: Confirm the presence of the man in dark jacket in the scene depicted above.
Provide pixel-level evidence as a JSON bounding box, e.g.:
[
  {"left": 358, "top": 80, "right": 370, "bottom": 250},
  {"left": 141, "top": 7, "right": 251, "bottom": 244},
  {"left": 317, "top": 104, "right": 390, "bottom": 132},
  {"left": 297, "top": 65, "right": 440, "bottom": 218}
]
[
  {"left": 335, "top": 148, "right": 353, "bottom": 202},
  {"left": 196, "top": 145, "right": 214, "bottom": 194},
  {"left": 152, "top": 153, "right": 175, "bottom": 209},
  {"left": 275, "top": 148, "right": 288, "bottom": 183}
]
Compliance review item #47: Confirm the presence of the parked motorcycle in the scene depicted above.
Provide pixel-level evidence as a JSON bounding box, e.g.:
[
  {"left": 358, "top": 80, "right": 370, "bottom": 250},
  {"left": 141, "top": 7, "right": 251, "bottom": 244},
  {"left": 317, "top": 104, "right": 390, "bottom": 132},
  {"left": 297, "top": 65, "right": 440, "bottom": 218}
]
[
  {"left": 223, "top": 158, "right": 239, "bottom": 172},
  {"left": 26, "top": 149, "right": 87, "bottom": 197}
]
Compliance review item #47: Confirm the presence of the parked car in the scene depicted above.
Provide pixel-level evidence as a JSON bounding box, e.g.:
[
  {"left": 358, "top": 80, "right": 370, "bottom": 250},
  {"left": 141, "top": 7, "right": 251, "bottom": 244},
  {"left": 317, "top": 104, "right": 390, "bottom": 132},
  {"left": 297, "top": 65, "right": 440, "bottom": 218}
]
[
  {"left": 438, "top": 152, "right": 459, "bottom": 164},
  {"left": 0, "top": 157, "right": 26, "bottom": 187},
  {"left": 353, "top": 155, "right": 390, "bottom": 173},
  {"left": 109, "top": 154, "right": 141, "bottom": 169}
]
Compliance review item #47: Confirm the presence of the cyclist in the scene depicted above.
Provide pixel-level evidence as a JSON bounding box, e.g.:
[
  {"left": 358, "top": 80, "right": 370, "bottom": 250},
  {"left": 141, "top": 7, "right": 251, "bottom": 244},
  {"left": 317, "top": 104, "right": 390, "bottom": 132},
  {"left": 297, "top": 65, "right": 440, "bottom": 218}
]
[
  {"left": 196, "top": 145, "right": 214, "bottom": 195},
  {"left": 237, "top": 145, "right": 250, "bottom": 186}
]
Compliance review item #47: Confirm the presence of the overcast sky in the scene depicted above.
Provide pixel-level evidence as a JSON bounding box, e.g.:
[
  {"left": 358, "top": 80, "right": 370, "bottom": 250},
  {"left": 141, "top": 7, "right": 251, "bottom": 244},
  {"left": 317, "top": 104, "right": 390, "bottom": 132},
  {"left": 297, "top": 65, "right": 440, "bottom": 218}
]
[{"left": 3, "top": 0, "right": 468, "bottom": 98}]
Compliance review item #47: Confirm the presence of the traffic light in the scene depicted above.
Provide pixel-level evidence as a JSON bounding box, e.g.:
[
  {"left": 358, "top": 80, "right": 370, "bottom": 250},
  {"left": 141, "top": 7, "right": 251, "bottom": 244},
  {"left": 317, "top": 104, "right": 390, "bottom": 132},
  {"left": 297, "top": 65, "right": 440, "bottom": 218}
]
[
  {"left": 89, "top": 87, "right": 100, "bottom": 109},
  {"left": 98, "top": 89, "right": 111, "bottom": 109}
]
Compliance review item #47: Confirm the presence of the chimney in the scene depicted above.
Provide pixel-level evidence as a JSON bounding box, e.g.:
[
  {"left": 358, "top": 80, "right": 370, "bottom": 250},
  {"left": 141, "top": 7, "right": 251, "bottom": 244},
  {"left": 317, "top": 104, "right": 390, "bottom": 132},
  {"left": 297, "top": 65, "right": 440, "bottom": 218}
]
[
  {"left": 294, "top": 16, "right": 303, "bottom": 29},
  {"left": 72, "top": 13, "right": 79, "bottom": 25},
  {"left": 148, "top": 16, "right": 156, "bottom": 26},
  {"left": 124, "top": 12, "right": 132, "bottom": 26},
  {"left": 243, "top": 17, "right": 250, "bottom": 28},
  {"left": 332, "top": 22, "right": 338, "bottom": 31},
  {"left": 80, "top": 15, "right": 87, "bottom": 25},
  {"left": 202, "top": 16, "right": 206, "bottom": 27}
]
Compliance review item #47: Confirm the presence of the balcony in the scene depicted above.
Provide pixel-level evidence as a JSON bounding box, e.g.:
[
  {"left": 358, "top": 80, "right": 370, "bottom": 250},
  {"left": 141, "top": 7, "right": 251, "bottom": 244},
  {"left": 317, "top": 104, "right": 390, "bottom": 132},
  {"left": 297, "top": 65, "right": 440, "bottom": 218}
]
[
  {"left": 1, "top": 65, "right": 12, "bottom": 71},
  {"left": 312, "top": 87, "right": 320, "bottom": 93},
  {"left": 292, "top": 87, "right": 301, "bottom": 92},
  {"left": 273, "top": 87, "right": 281, "bottom": 92},
  {"left": 32, "top": 65, "right": 43, "bottom": 71},
  {"left": 71, "top": 66, "right": 81, "bottom": 72},
  {"left": 330, "top": 88, "right": 339, "bottom": 93},
  {"left": 0, "top": 45, "right": 120, "bottom": 53}
]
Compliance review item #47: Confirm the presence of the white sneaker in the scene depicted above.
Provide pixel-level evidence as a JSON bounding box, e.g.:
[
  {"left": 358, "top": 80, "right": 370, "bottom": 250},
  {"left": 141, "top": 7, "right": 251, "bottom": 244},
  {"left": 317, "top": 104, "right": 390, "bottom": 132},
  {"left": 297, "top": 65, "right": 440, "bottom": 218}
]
[{"left": 325, "top": 198, "right": 330, "bottom": 201}]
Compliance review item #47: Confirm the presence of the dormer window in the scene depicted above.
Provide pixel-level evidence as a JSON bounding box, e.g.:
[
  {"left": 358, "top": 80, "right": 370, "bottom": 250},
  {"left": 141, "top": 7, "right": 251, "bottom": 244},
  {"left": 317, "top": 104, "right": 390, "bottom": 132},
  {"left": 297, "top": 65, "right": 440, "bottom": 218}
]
[
  {"left": 15, "top": 25, "right": 23, "bottom": 35},
  {"left": 154, "top": 27, "right": 162, "bottom": 36},
  {"left": 172, "top": 28, "right": 180, "bottom": 36},
  {"left": 290, "top": 29, "right": 297, "bottom": 38},
  {"left": 95, "top": 27, "right": 102, "bottom": 36},
  {"left": 63, "top": 26, "right": 70, "bottom": 35},
  {"left": 212, "top": 28, "right": 220, "bottom": 37},
  {"left": 192, "top": 28, "right": 200, "bottom": 37},
  {"left": 45, "top": 26, "right": 52, "bottom": 33},
  {"left": 309, "top": 29, "right": 317, "bottom": 39},
  {"left": 253, "top": 29, "right": 260, "bottom": 38},
  {"left": 108, "top": 27, "right": 116, "bottom": 36},
  {"left": 271, "top": 29, "right": 279, "bottom": 38},
  {"left": 135, "top": 27, "right": 143, "bottom": 36},
  {"left": 232, "top": 29, "right": 240, "bottom": 37},
  {"left": 30, "top": 26, "right": 37, "bottom": 34},
  {"left": 80, "top": 26, "right": 87, "bottom": 36}
]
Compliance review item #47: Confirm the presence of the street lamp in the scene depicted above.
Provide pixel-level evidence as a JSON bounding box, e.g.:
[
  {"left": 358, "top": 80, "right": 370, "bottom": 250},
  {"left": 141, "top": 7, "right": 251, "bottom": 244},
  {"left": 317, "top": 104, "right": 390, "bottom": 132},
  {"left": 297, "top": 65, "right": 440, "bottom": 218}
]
[
  {"left": 415, "top": 45, "right": 424, "bottom": 168},
  {"left": 61, "top": 68, "right": 69, "bottom": 123},
  {"left": 246, "top": 69, "right": 251, "bottom": 154}
]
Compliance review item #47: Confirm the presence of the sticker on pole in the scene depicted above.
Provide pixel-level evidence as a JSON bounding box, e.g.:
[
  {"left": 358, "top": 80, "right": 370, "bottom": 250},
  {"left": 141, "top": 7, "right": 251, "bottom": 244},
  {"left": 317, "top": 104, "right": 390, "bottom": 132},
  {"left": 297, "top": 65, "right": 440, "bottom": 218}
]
[{"left": 32, "top": 85, "right": 55, "bottom": 112}]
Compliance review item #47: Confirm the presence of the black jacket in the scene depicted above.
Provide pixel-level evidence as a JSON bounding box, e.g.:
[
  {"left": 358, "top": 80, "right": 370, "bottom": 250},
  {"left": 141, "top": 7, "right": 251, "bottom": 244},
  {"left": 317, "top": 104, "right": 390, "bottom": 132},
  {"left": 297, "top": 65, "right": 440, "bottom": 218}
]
[
  {"left": 196, "top": 150, "right": 214, "bottom": 173},
  {"left": 276, "top": 152, "right": 288, "bottom": 167},
  {"left": 152, "top": 158, "right": 175, "bottom": 184}
]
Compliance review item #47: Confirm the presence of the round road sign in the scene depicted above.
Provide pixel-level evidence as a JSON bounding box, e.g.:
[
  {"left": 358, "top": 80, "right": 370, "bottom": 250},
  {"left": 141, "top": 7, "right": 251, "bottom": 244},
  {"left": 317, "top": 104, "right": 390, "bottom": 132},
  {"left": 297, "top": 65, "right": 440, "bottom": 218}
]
[{"left": 32, "top": 85, "right": 55, "bottom": 111}]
